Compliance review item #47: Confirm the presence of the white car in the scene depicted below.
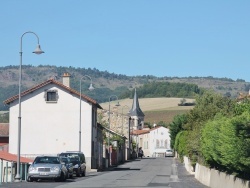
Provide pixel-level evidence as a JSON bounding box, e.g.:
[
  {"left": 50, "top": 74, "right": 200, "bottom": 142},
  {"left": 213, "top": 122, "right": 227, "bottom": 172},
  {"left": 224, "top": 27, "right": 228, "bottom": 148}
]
[{"left": 165, "top": 149, "right": 173, "bottom": 157}]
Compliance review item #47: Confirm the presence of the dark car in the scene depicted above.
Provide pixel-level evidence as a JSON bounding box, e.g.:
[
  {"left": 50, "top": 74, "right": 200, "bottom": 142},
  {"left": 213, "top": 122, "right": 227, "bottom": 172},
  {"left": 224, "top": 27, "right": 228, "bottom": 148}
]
[
  {"left": 27, "top": 156, "right": 68, "bottom": 182},
  {"left": 59, "top": 152, "right": 86, "bottom": 177},
  {"left": 60, "top": 156, "right": 74, "bottom": 178}
]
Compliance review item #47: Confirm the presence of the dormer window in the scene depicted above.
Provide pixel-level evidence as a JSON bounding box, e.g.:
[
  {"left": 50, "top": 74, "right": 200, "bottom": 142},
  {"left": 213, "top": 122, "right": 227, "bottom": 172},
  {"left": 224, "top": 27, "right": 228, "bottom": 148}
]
[{"left": 44, "top": 89, "right": 58, "bottom": 102}]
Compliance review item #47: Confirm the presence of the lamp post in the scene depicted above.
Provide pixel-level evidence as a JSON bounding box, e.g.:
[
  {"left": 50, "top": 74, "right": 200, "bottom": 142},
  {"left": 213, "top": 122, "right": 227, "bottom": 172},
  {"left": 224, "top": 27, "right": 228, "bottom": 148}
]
[
  {"left": 15, "top": 31, "right": 44, "bottom": 182},
  {"left": 79, "top": 75, "right": 94, "bottom": 152},
  {"left": 121, "top": 105, "right": 129, "bottom": 135},
  {"left": 108, "top": 95, "right": 120, "bottom": 166}
]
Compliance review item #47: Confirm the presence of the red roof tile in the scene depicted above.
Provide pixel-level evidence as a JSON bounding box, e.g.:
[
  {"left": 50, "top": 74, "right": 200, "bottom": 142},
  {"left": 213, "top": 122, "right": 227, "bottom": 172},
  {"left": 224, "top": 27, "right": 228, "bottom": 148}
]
[
  {"left": 131, "top": 126, "right": 167, "bottom": 135},
  {"left": 131, "top": 129, "right": 150, "bottom": 135},
  {"left": 0, "top": 151, "right": 33, "bottom": 163}
]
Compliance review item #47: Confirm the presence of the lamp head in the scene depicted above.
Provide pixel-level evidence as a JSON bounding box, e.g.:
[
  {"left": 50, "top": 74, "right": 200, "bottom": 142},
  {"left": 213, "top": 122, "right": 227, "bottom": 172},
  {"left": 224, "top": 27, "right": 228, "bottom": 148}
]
[
  {"left": 33, "top": 44, "right": 44, "bottom": 55},
  {"left": 88, "top": 83, "right": 95, "bottom": 91}
]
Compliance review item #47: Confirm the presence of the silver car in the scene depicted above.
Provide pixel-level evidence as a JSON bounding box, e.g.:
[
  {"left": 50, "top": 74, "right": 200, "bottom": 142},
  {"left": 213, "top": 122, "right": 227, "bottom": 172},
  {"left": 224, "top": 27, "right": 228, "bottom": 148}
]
[{"left": 27, "top": 156, "right": 68, "bottom": 182}]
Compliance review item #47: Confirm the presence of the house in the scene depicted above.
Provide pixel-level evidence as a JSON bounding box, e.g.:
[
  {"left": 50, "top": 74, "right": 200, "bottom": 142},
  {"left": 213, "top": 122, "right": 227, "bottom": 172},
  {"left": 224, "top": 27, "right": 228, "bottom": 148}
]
[
  {"left": 3, "top": 73, "right": 103, "bottom": 171},
  {"left": 131, "top": 126, "right": 171, "bottom": 157},
  {"left": 0, "top": 151, "right": 33, "bottom": 182}
]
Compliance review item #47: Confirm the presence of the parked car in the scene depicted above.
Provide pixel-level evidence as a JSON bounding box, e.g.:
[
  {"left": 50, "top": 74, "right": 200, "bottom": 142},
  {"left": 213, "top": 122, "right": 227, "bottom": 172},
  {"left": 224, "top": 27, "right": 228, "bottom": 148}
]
[
  {"left": 27, "top": 156, "right": 68, "bottom": 182},
  {"left": 60, "top": 156, "right": 74, "bottom": 178},
  {"left": 59, "top": 151, "right": 86, "bottom": 177},
  {"left": 165, "top": 149, "right": 174, "bottom": 157}
]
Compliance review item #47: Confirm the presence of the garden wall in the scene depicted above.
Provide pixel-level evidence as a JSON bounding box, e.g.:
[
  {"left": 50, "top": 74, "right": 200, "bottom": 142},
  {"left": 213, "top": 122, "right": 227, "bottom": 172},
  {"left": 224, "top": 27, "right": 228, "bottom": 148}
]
[{"left": 183, "top": 156, "right": 250, "bottom": 188}]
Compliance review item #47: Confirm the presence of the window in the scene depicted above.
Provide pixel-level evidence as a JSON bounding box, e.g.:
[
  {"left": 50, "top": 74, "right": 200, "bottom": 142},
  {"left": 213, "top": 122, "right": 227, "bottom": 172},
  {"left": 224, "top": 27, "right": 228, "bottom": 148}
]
[
  {"left": 156, "top": 139, "right": 160, "bottom": 148},
  {"left": 44, "top": 90, "right": 58, "bottom": 102}
]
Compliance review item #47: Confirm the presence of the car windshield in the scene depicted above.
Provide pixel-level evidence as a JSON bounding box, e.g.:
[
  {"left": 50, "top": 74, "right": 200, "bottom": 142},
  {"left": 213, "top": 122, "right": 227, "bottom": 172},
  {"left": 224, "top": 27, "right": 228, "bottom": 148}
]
[
  {"left": 34, "top": 156, "right": 60, "bottom": 164},
  {"left": 69, "top": 156, "right": 80, "bottom": 162},
  {"left": 60, "top": 157, "right": 69, "bottom": 164}
]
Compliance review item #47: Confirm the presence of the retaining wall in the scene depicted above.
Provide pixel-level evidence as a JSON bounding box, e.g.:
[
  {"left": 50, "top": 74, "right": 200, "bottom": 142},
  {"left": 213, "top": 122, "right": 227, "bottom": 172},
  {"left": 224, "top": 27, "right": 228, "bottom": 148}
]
[{"left": 183, "top": 156, "right": 250, "bottom": 188}]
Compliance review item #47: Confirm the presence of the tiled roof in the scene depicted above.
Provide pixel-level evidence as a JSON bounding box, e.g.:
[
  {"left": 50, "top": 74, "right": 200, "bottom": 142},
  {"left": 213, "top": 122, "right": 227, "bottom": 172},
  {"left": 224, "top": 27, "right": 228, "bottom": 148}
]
[
  {"left": 3, "top": 79, "right": 102, "bottom": 109},
  {"left": 131, "top": 129, "right": 150, "bottom": 135},
  {"left": 0, "top": 123, "right": 9, "bottom": 136},
  {"left": 131, "top": 126, "right": 167, "bottom": 135},
  {"left": 0, "top": 151, "right": 33, "bottom": 163}
]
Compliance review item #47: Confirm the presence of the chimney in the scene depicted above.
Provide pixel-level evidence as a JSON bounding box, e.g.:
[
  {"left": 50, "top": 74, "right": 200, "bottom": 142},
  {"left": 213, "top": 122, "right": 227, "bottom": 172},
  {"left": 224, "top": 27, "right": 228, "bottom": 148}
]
[{"left": 62, "top": 73, "right": 71, "bottom": 87}]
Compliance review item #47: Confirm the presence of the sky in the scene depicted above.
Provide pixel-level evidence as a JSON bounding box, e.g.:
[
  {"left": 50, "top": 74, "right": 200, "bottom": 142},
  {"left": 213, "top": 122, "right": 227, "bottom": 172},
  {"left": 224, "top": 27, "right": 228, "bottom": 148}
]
[{"left": 1, "top": 1, "right": 250, "bottom": 81}]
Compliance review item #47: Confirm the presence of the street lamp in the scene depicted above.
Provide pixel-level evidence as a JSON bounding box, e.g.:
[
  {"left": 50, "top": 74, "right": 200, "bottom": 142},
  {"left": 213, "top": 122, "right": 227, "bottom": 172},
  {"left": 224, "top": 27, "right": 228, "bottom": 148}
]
[
  {"left": 79, "top": 75, "right": 94, "bottom": 152},
  {"left": 122, "top": 105, "right": 129, "bottom": 135},
  {"left": 108, "top": 95, "right": 120, "bottom": 166},
  {"left": 15, "top": 31, "right": 44, "bottom": 182}
]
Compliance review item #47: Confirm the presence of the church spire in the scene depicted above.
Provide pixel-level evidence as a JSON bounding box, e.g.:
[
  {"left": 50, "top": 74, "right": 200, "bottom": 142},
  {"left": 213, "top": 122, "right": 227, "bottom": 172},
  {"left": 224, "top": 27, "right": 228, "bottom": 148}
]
[{"left": 129, "top": 88, "right": 145, "bottom": 117}]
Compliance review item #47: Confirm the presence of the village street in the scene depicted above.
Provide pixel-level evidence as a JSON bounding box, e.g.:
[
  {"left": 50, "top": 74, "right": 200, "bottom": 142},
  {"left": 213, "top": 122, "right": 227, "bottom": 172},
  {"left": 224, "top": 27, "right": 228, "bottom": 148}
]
[{"left": 1, "top": 157, "right": 208, "bottom": 188}]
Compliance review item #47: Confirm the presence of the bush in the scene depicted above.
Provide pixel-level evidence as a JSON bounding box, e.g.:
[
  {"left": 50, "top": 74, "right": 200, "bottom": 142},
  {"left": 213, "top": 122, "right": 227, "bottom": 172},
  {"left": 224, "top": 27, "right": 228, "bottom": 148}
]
[
  {"left": 201, "top": 112, "right": 250, "bottom": 179},
  {"left": 174, "top": 131, "right": 188, "bottom": 161}
]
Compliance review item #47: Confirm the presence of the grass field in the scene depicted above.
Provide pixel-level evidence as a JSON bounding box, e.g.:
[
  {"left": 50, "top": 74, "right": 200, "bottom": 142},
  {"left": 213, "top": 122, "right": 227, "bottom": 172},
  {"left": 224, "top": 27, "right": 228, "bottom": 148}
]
[{"left": 99, "top": 97, "right": 194, "bottom": 125}]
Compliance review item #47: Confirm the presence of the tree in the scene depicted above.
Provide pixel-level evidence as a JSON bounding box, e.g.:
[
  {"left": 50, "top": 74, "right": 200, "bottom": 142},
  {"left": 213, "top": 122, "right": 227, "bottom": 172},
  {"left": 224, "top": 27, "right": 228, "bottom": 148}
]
[
  {"left": 169, "top": 114, "right": 187, "bottom": 149},
  {"left": 183, "top": 90, "right": 235, "bottom": 164}
]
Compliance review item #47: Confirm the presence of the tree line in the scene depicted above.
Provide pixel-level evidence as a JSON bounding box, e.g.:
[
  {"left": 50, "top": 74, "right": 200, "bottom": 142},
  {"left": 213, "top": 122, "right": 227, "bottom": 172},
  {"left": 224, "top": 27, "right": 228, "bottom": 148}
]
[{"left": 120, "top": 81, "right": 201, "bottom": 99}]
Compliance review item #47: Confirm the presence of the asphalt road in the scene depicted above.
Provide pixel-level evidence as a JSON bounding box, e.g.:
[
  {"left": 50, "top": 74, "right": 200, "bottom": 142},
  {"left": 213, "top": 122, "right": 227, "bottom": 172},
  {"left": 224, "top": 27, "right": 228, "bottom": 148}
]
[{"left": 0, "top": 157, "right": 209, "bottom": 188}]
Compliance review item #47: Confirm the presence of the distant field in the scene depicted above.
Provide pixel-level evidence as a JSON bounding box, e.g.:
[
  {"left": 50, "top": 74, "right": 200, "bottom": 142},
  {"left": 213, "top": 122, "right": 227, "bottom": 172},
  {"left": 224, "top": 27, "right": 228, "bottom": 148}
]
[
  {"left": 99, "top": 97, "right": 194, "bottom": 125},
  {"left": 144, "top": 109, "right": 190, "bottom": 124}
]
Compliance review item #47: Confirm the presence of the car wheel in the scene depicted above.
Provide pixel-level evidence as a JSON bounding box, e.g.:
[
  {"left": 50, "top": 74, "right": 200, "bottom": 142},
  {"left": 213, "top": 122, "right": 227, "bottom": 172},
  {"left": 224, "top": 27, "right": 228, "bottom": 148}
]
[
  {"left": 82, "top": 169, "right": 86, "bottom": 177},
  {"left": 27, "top": 177, "right": 33, "bottom": 182},
  {"left": 76, "top": 168, "right": 81, "bottom": 177},
  {"left": 56, "top": 172, "right": 66, "bottom": 182}
]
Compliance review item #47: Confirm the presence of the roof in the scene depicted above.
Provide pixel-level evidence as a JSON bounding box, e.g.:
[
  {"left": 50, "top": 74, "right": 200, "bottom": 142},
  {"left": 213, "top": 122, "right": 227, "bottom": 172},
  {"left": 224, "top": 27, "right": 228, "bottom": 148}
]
[
  {"left": 131, "top": 129, "right": 149, "bottom": 135},
  {"left": 0, "top": 123, "right": 9, "bottom": 137},
  {"left": 0, "top": 151, "right": 33, "bottom": 163},
  {"left": 129, "top": 89, "right": 145, "bottom": 117},
  {"left": 3, "top": 79, "right": 102, "bottom": 109},
  {"left": 131, "top": 126, "right": 168, "bottom": 135}
]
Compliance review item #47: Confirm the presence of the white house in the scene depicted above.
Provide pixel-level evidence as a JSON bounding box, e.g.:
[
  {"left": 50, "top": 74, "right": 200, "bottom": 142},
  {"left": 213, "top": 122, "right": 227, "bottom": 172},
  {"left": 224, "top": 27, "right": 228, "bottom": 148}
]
[
  {"left": 3, "top": 73, "right": 102, "bottom": 171},
  {"left": 132, "top": 126, "right": 171, "bottom": 157}
]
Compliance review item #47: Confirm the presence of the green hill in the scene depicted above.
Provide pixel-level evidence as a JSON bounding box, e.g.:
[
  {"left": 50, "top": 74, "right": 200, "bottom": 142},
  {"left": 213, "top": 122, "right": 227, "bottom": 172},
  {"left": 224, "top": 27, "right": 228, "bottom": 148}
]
[{"left": 1, "top": 65, "right": 249, "bottom": 111}]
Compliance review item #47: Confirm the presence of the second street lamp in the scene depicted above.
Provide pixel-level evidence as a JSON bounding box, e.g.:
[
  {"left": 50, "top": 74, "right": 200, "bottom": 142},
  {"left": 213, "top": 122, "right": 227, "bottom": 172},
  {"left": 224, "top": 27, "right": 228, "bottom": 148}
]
[
  {"left": 79, "top": 75, "right": 94, "bottom": 152},
  {"left": 15, "top": 31, "right": 44, "bottom": 182}
]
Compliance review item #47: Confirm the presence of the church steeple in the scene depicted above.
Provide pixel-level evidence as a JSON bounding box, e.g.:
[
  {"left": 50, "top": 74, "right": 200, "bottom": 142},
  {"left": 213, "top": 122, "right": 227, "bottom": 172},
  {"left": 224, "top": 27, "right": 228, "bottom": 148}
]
[{"left": 129, "top": 88, "right": 145, "bottom": 117}]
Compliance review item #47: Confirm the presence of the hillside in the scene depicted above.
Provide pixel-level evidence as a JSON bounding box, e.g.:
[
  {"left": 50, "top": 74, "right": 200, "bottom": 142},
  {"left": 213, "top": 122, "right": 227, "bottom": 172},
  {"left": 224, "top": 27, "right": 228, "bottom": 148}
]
[
  {"left": 99, "top": 97, "right": 194, "bottom": 125},
  {"left": 1, "top": 65, "right": 249, "bottom": 110}
]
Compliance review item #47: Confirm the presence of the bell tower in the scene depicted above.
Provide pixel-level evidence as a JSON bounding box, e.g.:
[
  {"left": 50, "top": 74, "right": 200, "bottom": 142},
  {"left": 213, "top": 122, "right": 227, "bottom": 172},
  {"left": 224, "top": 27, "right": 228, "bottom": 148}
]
[{"left": 129, "top": 88, "right": 145, "bottom": 130}]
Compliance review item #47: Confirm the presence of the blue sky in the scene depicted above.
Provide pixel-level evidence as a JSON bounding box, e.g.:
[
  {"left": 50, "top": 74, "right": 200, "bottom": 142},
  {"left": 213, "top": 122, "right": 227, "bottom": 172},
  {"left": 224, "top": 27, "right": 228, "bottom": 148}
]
[{"left": 1, "top": 1, "right": 250, "bottom": 81}]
